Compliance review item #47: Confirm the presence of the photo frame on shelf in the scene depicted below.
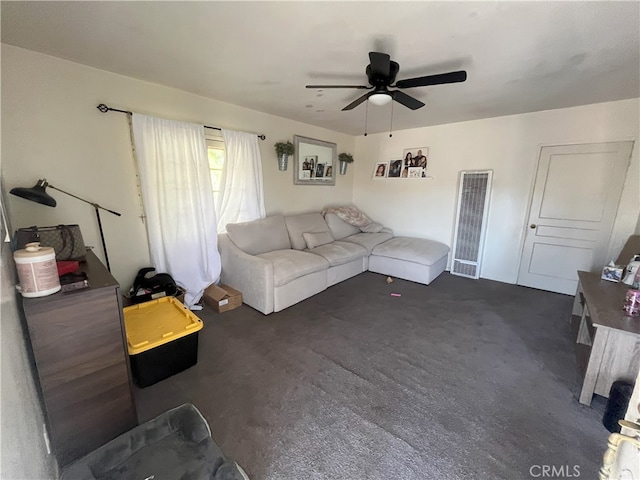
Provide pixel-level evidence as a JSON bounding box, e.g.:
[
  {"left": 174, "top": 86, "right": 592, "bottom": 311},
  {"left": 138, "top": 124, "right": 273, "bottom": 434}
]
[
  {"left": 388, "top": 159, "right": 403, "bottom": 178},
  {"left": 402, "top": 147, "right": 429, "bottom": 178},
  {"left": 373, "top": 161, "right": 388, "bottom": 178},
  {"left": 408, "top": 167, "right": 423, "bottom": 178},
  {"left": 300, "top": 155, "right": 317, "bottom": 179}
]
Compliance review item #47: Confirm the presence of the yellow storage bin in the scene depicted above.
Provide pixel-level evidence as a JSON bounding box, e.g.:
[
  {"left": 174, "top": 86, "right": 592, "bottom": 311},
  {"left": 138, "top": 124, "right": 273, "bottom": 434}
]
[{"left": 123, "top": 297, "right": 203, "bottom": 387}]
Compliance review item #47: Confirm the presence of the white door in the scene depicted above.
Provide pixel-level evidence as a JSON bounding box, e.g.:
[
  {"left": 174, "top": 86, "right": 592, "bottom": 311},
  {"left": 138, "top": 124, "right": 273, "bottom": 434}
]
[{"left": 517, "top": 142, "right": 633, "bottom": 295}]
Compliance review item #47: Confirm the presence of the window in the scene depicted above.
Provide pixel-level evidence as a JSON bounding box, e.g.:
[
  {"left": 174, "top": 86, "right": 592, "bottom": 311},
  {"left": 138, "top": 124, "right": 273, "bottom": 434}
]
[
  {"left": 207, "top": 129, "right": 265, "bottom": 233},
  {"left": 206, "top": 134, "right": 225, "bottom": 205}
]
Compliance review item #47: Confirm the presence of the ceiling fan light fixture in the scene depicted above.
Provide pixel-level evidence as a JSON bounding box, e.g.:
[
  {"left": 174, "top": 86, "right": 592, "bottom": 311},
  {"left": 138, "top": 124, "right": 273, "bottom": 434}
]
[
  {"left": 369, "top": 93, "right": 392, "bottom": 106},
  {"left": 311, "top": 52, "right": 465, "bottom": 111}
]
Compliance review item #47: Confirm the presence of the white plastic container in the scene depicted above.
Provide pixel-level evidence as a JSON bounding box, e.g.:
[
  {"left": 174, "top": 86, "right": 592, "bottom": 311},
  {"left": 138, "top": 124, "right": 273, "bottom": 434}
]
[{"left": 14, "top": 242, "right": 61, "bottom": 297}]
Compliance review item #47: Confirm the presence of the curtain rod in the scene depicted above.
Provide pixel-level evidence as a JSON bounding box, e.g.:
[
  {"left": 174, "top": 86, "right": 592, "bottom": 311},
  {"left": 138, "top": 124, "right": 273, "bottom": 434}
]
[{"left": 96, "top": 104, "right": 266, "bottom": 140}]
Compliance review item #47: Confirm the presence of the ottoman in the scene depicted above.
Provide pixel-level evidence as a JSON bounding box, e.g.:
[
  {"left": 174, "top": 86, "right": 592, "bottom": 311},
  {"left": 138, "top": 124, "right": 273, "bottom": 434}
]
[{"left": 369, "top": 236, "right": 449, "bottom": 285}]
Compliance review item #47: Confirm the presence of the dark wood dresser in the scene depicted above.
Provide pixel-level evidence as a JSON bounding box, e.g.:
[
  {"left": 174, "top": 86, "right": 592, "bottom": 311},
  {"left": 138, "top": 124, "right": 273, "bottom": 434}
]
[{"left": 21, "top": 251, "right": 137, "bottom": 466}]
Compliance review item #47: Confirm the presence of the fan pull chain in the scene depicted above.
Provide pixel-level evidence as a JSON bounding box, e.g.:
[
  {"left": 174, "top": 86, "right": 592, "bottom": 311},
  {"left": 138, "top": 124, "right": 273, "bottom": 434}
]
[
  {"left": 389, "top": 100, "right": 394, "bottom": 138},
  {"left": 364, "top": 100, "right": 369, "bottom": 136}
]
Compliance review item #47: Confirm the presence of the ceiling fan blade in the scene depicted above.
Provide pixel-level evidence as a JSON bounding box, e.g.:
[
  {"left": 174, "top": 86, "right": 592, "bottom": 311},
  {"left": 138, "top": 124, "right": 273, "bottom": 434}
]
[
  {"left": 342, "top": 92, "right": 373, "bottom": 111},
  {"left": 368, "top": 52, "right": 391, "bottom": 78},
  {"left": 306, "top": 85, "right": 370, "bottom": 89},
  {"left": 391, "top": 90, "right": 425, "bottom": 110},
  {"left": 395, "top": 70, "right": 467, "bottom": 89}
]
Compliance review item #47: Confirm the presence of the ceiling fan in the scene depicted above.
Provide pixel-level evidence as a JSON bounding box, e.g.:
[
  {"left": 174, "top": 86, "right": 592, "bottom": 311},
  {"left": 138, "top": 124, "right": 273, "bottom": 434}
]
[{"left": 306, "top": 52, "right": 467, "bottom": 111}]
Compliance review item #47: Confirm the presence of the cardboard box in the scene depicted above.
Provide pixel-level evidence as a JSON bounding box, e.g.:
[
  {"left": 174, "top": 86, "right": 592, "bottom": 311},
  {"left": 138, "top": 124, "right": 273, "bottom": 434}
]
[{"left": 204, "top": 284, "right": 242, "bottom": 313}]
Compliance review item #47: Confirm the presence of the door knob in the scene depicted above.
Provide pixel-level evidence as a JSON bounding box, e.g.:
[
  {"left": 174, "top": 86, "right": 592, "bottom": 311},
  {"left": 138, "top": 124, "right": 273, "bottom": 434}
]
[{"left": 530, "top": 224, "right": 537, "bottom": 229}]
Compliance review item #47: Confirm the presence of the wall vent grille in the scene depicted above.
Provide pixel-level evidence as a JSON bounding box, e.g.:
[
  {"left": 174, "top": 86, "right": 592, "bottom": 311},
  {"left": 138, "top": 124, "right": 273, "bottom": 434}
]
[{"left": 451, "top": 170, "right": 493, "bottom": 279}]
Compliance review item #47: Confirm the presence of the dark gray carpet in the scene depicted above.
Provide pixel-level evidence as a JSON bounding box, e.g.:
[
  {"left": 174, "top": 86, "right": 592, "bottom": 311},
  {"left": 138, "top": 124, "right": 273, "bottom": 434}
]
[{"left": 134, "top": 272, "right": 609, "bottom": 480}]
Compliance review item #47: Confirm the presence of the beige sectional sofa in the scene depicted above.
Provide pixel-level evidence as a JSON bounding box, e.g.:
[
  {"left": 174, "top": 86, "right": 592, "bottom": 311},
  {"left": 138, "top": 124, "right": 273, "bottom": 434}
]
[{"left": 218, "top": 211, "right": 449, "bottom": 314}]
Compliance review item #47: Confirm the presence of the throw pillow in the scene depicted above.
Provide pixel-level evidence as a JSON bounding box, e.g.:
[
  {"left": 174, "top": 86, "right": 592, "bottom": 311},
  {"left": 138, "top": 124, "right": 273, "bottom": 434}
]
[
  {"left": 284, "top": 213, "right": 331, "bottom": 250},
  {"left": 303, "top": 231, "right": 334, "bottom": 249},
  {"left": 360, "top": 222, "right": 384, "bottom": 233}
]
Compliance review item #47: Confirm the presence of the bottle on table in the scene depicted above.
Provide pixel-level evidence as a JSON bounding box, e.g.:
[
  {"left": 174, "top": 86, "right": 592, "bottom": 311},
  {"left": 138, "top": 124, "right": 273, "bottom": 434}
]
[{"left": 623, "top": 268, "right": 640, "bottom": 316}]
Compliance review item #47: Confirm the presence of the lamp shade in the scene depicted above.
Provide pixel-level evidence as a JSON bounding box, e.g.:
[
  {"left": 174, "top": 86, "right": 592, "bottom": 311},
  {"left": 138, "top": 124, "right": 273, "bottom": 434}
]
[
  {"left": 369, "top": 93, "right": 392, "bottom": 106},
  {"left": 10, "top": 179, "right": 57, "bottom": 207}
]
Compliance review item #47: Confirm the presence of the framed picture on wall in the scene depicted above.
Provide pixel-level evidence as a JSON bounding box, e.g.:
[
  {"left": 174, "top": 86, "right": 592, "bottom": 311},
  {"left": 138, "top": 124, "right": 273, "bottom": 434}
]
[
  {"left": 373, "top": 161, "right": 388, "bottom": 178},
  {"left": 293, "top": 135, "right": 337, "bottom": 186}
]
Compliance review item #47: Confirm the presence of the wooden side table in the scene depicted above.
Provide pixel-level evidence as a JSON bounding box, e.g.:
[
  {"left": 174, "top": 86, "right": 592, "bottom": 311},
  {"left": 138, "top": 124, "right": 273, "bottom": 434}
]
[{"left": 573, "top": 271, "right": 640, "bottom": 406}]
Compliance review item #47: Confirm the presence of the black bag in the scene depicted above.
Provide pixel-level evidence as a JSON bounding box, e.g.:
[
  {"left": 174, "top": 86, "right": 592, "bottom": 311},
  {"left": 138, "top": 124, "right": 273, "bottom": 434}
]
[
  {"left": 129, "top": 267, "right": 178, "bottom": 304},
  {"left": 14, "top": 224, "right": 86, "bottom": 260}
]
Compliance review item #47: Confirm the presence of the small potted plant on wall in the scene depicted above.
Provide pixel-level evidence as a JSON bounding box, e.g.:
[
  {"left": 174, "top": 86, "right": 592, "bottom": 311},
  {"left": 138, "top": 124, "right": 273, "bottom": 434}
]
[
  {"left": 274, "top": 141, "right": 295, "bottom": 171},
  {"left": 338, "top": 152, "right": 354, "bottom": 175}
]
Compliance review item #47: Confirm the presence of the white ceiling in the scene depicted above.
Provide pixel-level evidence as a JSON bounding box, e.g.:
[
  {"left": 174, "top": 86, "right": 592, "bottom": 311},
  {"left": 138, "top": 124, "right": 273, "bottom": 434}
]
[{"left": 2, "top": 1, "right": 639, "bottom": 136}]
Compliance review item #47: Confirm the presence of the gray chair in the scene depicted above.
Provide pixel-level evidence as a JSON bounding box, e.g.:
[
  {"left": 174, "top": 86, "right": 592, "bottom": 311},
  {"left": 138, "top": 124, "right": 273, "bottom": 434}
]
[{"left": 61, "top": 404, "right": 249, "bottom": 480}]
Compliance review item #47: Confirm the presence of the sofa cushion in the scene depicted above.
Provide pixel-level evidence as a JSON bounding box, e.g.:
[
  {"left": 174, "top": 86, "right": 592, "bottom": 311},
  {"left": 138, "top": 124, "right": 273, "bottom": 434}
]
[
  {"left": 226, "top": 215, "right": 291, "bottom": 255},
  {"left": 324, "top": 213, "right": 361, "bottom": 240},
  {"left": 285, "top": 213, "right": 331, "bottom": 250},
  {"left": 342, "top": 232, "right": 394, "bottom": 253},
  {"left": 371, "top": 236, "right": 450, "bottom": 266},
  {"left": 360, "top": 221, "right": 384, "bottom": 233},
  {"left": 257, "top": 249, "right": 328, "bottom": 287},
  {"left": 303, "top": 231, "right": 334, "bottom": 249},
  {"left": 308, "top": 241, "right": 368, "bottom": 267}
]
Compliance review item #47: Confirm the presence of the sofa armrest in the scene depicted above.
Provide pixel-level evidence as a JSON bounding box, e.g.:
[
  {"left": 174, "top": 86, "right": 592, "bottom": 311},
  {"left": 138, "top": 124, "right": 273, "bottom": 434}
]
[{"left": 218, "top": 233, "right": 274, "bottom": 314}]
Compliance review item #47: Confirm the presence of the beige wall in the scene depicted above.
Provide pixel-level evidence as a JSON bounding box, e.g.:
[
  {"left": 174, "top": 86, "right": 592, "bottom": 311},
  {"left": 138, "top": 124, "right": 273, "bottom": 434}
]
[
  {"left": 1, "top": 44, "right": 355, "bottom": 288},
  {"left": 3, "top": 43, "right": 638, "bottom": 291},
  {"left": 353, "top": 99, "right": 640, "bottom": 284}
]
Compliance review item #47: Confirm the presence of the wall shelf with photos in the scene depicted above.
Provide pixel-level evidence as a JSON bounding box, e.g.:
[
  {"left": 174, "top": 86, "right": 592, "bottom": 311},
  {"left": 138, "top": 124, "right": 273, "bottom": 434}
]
[{"left": 373, "top": 147, "right": 432, "bottom": 179}]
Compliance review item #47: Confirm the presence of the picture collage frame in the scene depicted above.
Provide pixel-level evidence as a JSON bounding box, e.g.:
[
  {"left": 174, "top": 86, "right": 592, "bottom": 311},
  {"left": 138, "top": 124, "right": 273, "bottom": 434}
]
[{"left": 293, "top": 135, "right": 336, "bottom": 186}]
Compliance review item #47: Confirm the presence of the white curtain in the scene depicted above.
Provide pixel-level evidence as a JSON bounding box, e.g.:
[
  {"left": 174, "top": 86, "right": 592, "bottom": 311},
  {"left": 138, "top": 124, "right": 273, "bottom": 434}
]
[
  {"left": 217, "top": 129, "right": 266, "bottom": 232},
  {"left": 132, "top": 114, "right": 221, "bottom": 308}
]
